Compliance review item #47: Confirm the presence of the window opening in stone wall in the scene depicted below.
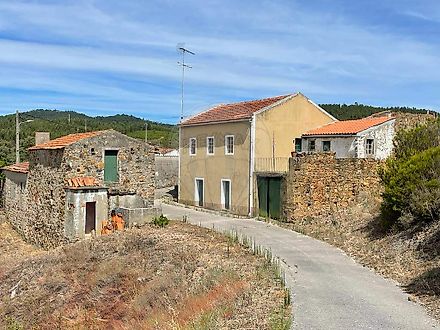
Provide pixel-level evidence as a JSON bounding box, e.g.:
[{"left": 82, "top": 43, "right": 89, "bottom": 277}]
[
  {"left": 366, "top": 139, "right": 375, "bottom": 155},
  {"left": 90, "top": 148, "right": 96, "bottom": 155},
  {"left": 322, "top": 141, "right": 331, "bottom": 152},
  {"left": 308, "top": 140, "right": 316, "bottom": 152},
  {"left": 294, "top": 138, "right": 302, "bottom": 153}
]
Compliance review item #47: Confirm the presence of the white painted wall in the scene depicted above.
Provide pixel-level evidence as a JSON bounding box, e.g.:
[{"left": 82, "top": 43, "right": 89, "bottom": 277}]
[{"left": 301, "top": 119, "right": 395, "bottom": 160}]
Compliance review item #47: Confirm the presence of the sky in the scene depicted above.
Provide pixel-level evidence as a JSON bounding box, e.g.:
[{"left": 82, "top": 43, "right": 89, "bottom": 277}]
[{"left": 0, "top": 0, "right": 439, "bottom": 123}]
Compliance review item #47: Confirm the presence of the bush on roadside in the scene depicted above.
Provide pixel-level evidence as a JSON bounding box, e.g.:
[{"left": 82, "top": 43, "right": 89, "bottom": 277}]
[
  {"left": 380, "top": 119, "right": 440, "bottom": 229},
  {"left": 152, "top": 214, "right": 169, "bottom": 228}
]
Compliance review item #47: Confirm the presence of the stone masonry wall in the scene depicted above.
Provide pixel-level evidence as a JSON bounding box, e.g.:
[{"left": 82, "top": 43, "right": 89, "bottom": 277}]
[
  {"left": 283, "top": 153, "right": 382, "bottom": 222},
  {"left": 63, "top": 130, "right": 155, "bottom": 207},
  {"left": 155, "top": 155, "right": 178, "bottom": 189},
  {"left": 6, "top": 130, "right": 155, "bottom": 249}
]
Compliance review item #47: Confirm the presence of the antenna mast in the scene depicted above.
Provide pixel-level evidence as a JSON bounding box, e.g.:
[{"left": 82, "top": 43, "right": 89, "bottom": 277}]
[{"left": 177, "top": 43, "right": 195, "bottom": 122}]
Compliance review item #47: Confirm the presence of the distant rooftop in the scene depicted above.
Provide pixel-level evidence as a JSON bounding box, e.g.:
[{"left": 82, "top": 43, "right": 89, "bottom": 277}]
[
  {"left": 29, "top": 131, "right": 106, "bottom": 150},
  {"left": 303, "top": 116, "right": 394, "bottom": 136}
]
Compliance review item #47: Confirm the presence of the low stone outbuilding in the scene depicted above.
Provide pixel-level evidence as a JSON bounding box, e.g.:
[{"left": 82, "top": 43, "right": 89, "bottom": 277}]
[
  {"left": 301, "top": 116, "right": 395, "bottom": 160},
  {"left": 2, "top": 129, "right": 156, "bottom": 249}
]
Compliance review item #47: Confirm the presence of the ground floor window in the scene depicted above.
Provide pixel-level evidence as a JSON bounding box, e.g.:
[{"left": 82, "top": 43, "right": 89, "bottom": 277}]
[
  {"left": 366, "top": 138, "right": 375, "bottom": 155},
  {"left": 221, "top": 179, "right": 231, "bottom": 210},
  {"left": 322, "top": 140, "right": 331, "bottom": 152}
]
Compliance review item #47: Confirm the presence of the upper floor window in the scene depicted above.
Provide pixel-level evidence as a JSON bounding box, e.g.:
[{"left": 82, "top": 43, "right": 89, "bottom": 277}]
[
  {"left": 189, "top": 138, "right": 197, "bottom": 155},
  {"left": 225, "top": 135, "right": 234, "bottom": 155},
  {"left": 207, "top": 136, "right": 214, "bottom": 155},
  {"left": 322, "top": 141, "right": 331, "bottom": 152},
  {"left": 294, "top": 138, "right": 302, "bottom": 153},
  {"left": 366, "top": 139, "right": 374, "bottom": 155},
  {"left": 308, "top": 139, "right": 316, "bottom": 152}
]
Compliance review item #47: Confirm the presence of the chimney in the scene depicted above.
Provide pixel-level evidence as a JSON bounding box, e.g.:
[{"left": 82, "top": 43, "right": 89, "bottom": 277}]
[{"left": 35, "top": 132, "right": 50, "bottom": 145}]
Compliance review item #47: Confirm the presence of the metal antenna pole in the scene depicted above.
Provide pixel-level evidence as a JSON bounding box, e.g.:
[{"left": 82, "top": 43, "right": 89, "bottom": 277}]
[
  {"left": 15, "top": 110, "right": 20, "bottom": 163},
  {"left": 177, "top": 44, "right": 195, "bottom": 122}
]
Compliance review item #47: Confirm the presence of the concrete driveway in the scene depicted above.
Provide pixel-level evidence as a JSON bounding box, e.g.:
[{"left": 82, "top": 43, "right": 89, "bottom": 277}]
[{"left": 161, "top": 202, "right": 439, "bottom": 330}]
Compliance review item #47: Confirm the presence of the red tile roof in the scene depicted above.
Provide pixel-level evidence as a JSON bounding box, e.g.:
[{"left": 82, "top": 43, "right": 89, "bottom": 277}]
[
  {"left": 29, "top": 131, "right": 105, "bottom": 150},
  {"left": 303, "top": 116, "right": 394, "bottom": 136},
  {"left": 1, "top": 162, "right": 29, "bottom": 174},
  {"left": 181, "top": 94, "right": 293, "bottom": 126},
  {"left": 66, "top": 176, "right": 100, "bottom": 189}
]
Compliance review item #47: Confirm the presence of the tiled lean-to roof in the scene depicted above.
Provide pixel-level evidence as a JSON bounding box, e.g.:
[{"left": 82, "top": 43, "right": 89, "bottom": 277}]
[
  {"left": 29, "top": 131, "right": 105, "bottom": 150},
  {"left": 1, "top": 162, "right": 29, "bottom": 174},
  {"left": 66, "top": 176, "right": 101, "bottom": 189},
  {"left": 303, "top": 116, "right": 394, "bottom": 136},
  {"left": 181, "top": 94, "right": 293, "bottom": 126}
]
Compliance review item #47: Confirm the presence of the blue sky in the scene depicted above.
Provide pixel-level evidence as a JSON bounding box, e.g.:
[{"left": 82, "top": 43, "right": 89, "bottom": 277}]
[{"left": 0, "top": 0, "right": 439, "bottom": 123}]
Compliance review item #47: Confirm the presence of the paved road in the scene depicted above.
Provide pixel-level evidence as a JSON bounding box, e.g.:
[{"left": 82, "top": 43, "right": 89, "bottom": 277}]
[{"left": 161, "top": 203, "right": 439, "bottom": 330}]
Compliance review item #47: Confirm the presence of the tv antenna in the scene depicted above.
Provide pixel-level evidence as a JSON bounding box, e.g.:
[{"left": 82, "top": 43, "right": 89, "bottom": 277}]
[{"left": 177, "top": 43, "right": 195, "bottom": 122}]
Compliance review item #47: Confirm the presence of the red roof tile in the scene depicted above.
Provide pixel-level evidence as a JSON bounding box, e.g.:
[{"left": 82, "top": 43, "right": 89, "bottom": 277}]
[
  {"left": 303, "top": 116, "right": 394, "bottom": 136},
  {"left": 1, "top": 162, "right": 29, "bottom": 174},
  {"left": 181, "top": 94, "right": 293, "bottom": 126},
  {"left": 29, "top": 131, "right": 105, "bottom": 150},
  {"left": 66, "top": 176, "right": 100, "bottom": 188}
]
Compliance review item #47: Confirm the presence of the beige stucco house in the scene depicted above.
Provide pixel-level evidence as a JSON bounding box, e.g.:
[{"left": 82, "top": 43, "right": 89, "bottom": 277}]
[{"left": 178, "top": 92, "right": 337, "bottom": 217}]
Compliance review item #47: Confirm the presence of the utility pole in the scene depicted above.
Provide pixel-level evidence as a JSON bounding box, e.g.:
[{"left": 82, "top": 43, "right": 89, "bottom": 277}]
[
  {"left": 15, "top": 110, "right": 19, "bottom": 164},
  {"left": 15, "top": 110, "right": 33, "bottom": 163},
  {"left": 84, "top": 119, "right": 87, "bottom": 132},
  {"left": 177, "top": 44, "right": 195, "bottom": 122},
  {"left": 145, "top": 122, "right": 148, "bottom": 143},
  {"left": 68, "top": 113, "right": 71, "bottom": 123}
]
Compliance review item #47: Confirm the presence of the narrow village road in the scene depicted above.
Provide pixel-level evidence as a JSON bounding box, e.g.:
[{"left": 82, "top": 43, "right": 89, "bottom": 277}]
[{"left": 161, "top": 202, "right": 439, "bottom": 330}]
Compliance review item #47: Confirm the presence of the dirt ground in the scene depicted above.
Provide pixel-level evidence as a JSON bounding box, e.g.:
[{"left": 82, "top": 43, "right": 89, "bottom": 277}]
[
  {"left": 280, "top": 202, "right": 440, "bottom": 321},
  {"left": 0, "top": 217, "right": 290, "bottom": 329}
]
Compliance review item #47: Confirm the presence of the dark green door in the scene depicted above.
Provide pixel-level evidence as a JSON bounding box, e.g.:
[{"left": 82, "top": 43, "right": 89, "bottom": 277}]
[
  {"left": 268, "top": 177, "right": 281, "bottom": 219},
  {"left": 258, "top": 176, "right": 281, "bottom": 219},
  {"left": 104, "top": 150, "right": 118, "bottom": 182},
  {"left": 258, "top": 177, "right": 268, "bottom": 217}
]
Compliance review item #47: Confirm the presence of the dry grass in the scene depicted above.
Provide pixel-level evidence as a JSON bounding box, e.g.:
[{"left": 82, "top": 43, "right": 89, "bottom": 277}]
[
  {"left": 280, "top": 198, "right": 440, "bottom": 321},
  {"left": 0, "top": 217, "right": 289, "bottom": 329}
]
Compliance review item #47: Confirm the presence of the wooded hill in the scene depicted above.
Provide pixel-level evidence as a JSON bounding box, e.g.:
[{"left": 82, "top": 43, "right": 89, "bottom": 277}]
[
  {"left": 0, "top": 110, "right": 178, "bottom": 166},
  {"left": 0, "top": 104, "right": 434, "bottom": 166}
]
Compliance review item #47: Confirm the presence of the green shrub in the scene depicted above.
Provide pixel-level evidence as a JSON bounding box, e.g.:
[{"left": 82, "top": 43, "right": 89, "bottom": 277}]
[
  {"left": 152, "top": 214, "right": 169, "bottom": 228},
  {"left": 380, "top": 146, "right": 440, "bottom": 228}
]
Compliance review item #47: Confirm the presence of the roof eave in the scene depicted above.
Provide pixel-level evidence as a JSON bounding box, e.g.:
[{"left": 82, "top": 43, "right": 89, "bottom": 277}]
[{"left": 179, "top": 118, "right": 251, "bottom": 127}]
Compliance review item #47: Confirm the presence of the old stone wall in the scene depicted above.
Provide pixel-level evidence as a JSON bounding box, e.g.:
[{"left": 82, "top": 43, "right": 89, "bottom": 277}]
[
  {"left": 283, "top": 153, "right": 382, "bottom": 221},
  {"left": 394, "top": 112, "right": 437, "bottom": 132},
  {"left": 24, "top": 149, "right": 67, "bottom": 248},
  {"left": 155, "top": 155, "right": 178, "bottom": 188},
  {"left": 63, "top": 130, "right": 155, "bottom": 207},
  {"left": 3, "top": 172, "right": 29, "bottom": 233}
]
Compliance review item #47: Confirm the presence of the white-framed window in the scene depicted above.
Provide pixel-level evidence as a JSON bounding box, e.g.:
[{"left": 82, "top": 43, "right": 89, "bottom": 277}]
[
  {"left": 189, "top": 138, "right": 197, "bottom": 156},
  {"left": 225, "top": 135, "right": 234, "bottom": 155},
  {"left": 207, "top": 136, "right": 214, "bottom": 155},
  {"left": 221, "top": 179, "right": 231, "bottom": 210},
  {"left": 366, "top": 138, "right": 375, "bottom": 155}
]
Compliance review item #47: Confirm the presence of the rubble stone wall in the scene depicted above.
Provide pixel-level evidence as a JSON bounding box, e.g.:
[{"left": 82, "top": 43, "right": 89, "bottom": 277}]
[
  {"left": 283, "top": 153, "right": 382, "bottom": 222},
  {"left": 155, "top": 155, "right": 178, "bottom": 188},
  {"left": 62, "top": 130, "right": 155, "bottom": 207}
]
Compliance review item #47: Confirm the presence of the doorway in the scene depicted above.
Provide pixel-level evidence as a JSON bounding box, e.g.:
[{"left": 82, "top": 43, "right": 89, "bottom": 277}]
[
  {"left": 257, "top": 176, "right": 281, "bottom": 219},
  {"left": 195, "top": 178, "right": 204, "bottom": 206},
  {"left": 221, "top": 179, "right": 231, "bottom": 210},
  {"left": 85, "top": 202, "right": 96, "bottom": 234}
]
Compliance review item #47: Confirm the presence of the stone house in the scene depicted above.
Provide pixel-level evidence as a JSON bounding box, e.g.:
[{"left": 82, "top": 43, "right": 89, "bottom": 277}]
[
  {"left": 301, "top": 116, "right": 395, "bottom": 159},
  {"left": 179, "top": 92, "right": 337, "bottom": 218},
  {"left": 2, "top": 129, "right": 155, "bottom": 248}
]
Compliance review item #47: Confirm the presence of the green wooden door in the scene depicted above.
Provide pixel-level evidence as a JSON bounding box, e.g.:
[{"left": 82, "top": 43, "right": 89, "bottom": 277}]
[
  {"left": 268, "top": 177, "right": 281, "bottom": 219},
  {"left": 258, "top": 177, "right": 268, "bottom": 217},
  {"left": 104, "top": 150, "right": 118, "bottom": 182}
]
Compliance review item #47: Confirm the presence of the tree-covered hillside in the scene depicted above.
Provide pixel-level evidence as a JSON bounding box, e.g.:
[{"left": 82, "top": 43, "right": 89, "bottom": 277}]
[
  {"left": 0, "top": 110, "right": 178, "bottom": 166},
  {"left": 320, "top": 103, "right": 431, "bottom": 120}
]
